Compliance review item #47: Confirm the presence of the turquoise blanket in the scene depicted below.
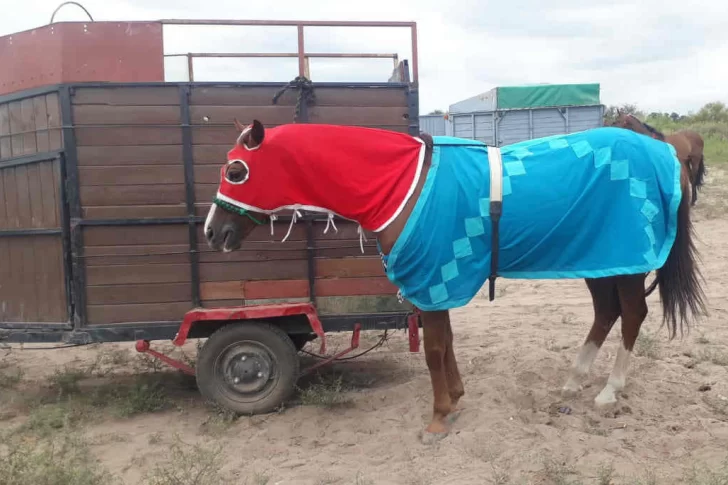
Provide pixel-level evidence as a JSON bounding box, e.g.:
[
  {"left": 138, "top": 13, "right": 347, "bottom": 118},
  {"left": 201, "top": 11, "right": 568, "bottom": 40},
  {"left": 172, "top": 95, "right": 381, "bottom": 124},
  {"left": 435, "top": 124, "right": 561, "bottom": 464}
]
[{"left": 380, "top": 127, "right": 682, "bottom": 311}]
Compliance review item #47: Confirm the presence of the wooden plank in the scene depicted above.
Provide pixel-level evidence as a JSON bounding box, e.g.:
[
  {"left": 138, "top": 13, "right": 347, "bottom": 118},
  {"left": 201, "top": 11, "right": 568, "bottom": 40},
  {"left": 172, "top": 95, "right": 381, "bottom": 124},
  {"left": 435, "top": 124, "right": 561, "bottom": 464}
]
[
  {"left": 85, "top": 251, "right": 189, "bottom": 266},
  {"left": 86, "top": 282, "right": 192, "bottom": 305},
  {"left": 190, "top": 86, "right": 408, "bottom": 107},
  {"left": 41, "top": 236, "right": 67, "bottom": 322},
  {"left": 192, "top": 145, "right": 228, "bottom": 165},
  {"left": 72, "top": 87, "right": 180, "bottom": 106},
  {"left": 8, "top": 101, "right": 23, "bottom": 156},
  {"left": 199, "top": 281, "right": 244, "bottom": 301},
  {"left": 0, "top": 238, "right": 8, "bottom": 320},
  {"left": 189, "top": 106, "right": 296, "bottom": 126},
  {"left": 79, "top": 165, "right": 185, "bottom": 186},
  {"left": 26, "top": 161, "right": 44, "bottom": 228},
  {"left": 87, "top": 301, "right": 192, "bottom": 325},
  {"left": 33, "top": 237, "right": 51, "bottom": 321},
  {"left": 38, "top": 159, "right": 60, "bottom": 228},
  {"left": 308, "top": 106, "right": 409, "bottom": 126},
  {"left": 315, "top": 258, "right": 385, "bottom": 278},
  {"left": 316, "top": 295, "right": 410, "bottom": 315},
  {"left": 2, "top": 168, "right": 19, "bottom": 228},
  {"left": 199, "top": 260, "right": 308, "bottom": 282},
  {"left": 244, "top": 280, "right": 308, "bottom": 299},
  {"left": 20, "top": 98, "right": 37, "bottom": 155},
  {"left": 86, "top": 263, "right": 191, "bottom": 286},
  {"left": 83, "top": 205, "right": 188, "bottom": 220},
  {"left": 201, "top": 299, "right": 244, "bottom": 308},
  {"left": 0, "top": 103, "right": 12, "bottom": 159},
  {"left": 194, "top": 184, "right": 217, "bottom": 203},
  {"left": 77, "top": 145, "right": 183, "bottom": 166},
  {"left": 75, "top": 127, "right": 182, "bottom": 146},
  {"left": 73, "top": 105, "right": 181, "bottom": 126},
  {"left": 6, "top": 238, "right": 23, "bottom": 320},
  {"left": 194, "top": 164, "right": 221, "bottom": 183},
  {"left": 83, "top": 225, "right": 188, "bottom": 247},
  {"left": 13, "top": 165, "right": 32, "bottom": 229},
  {"left": 191, "top": 125, "right": 251, "bottom": 145},
  {"left": 33, "top": 96, "right": 50, "bottom": 152},
  {"left": 198, "top": 247, "right": 307, "bottom": 263},
  {"left": 45, "top": 93, "right": 62, "bottom": 150},
  {"left": 236, "top": 276, "right": 397, "bottom": 300},
  {"left": 80, "top": 184, "right": 186, "bottom": 206},
  {"left": 20, "top": 232, "right": 39, "bottom": 321},
  {"left": 84, "top": 243, "right": 188, "bottom": 257}
]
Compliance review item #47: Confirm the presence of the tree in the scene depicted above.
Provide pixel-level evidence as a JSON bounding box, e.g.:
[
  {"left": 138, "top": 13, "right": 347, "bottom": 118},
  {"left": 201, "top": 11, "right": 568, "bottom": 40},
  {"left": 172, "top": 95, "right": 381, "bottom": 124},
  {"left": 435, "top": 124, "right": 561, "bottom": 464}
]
[
  {"left": 428, "top": 109, "right": 445, "bottom": 115},
  {"left": 603, "top": 103, "right": 645, "bottom": 124},
  {"left": 692, "top": 101, "right": 728, "bottom": 123}
]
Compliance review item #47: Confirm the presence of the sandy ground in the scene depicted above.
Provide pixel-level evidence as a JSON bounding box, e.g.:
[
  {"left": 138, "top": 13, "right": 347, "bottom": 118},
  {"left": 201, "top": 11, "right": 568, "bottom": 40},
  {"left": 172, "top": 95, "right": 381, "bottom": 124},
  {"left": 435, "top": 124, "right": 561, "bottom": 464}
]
[{"left": 2, "top": 168, "right": 728, "bottom": 485}]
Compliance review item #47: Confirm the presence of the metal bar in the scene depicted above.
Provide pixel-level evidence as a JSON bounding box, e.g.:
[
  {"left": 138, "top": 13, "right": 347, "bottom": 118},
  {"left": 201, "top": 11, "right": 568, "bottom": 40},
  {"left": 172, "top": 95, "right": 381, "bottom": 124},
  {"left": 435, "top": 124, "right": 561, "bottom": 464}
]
[
  {"left": 529, "top": 110, "right": 534, "bottom": 139},
  {"left": 0, "top": 322, "right": 74, "bottom": 330},
  {"left": 410, "top": 24, "right": 419, "bottom": 84},
  {"left": 79, "top": 217, "right": 200, "bottom": 226},
  {"left": 0, "top": 150, "right": 63, "bottom": 169},
  {"left": 168, "top": 52, "right": 400, "bottom": 59},
  {"left": 407, "top": 82, "right": 420, "bottom": 136},
  {"left": 319, "top": 312, "right": 411, "bottom": 332},
  {"left": 58, "top": 152, "right": 74, "bottom": 325},
  {"left": 179, "top": 85, "right": 201, "bottom": 308},
  {"left": 305, "top": 219, "right": 316, "bottom": 308},
  {"left": 65, "top": 81, "right": 410, "bottom": 89},
  {"left": 0, "top": 84, "right": 61, "bottom": 105},
  {"left": 187, "top": 53, "right": 194, "bottom": 82},
  {"left": 161, "top": 19, "right": 417, "bottom": 27},
  {"left": 297, "top": 25, "right": 305, "bottom": 77},
  {"left": 59, "top": 85, "right": 87, "bottom": 329},
  {"left": 0, "top": 228, "right": 62, "bottom": 237}
]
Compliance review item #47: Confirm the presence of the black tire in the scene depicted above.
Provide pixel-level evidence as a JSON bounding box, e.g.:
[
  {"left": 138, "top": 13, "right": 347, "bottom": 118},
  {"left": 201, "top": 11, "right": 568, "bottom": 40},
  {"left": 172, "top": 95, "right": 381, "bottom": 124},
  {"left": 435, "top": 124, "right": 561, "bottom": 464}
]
[{"left": 196, "top": 322, "right": 299, "bottom": 415}]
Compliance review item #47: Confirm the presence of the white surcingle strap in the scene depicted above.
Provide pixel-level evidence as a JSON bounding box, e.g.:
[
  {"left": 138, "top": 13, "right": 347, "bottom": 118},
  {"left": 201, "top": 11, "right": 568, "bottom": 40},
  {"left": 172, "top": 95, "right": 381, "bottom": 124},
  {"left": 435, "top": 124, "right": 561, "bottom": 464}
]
[
  {"left": 281, "top": 209, "right": 302, "bottom": 243},
  {"left": 323, "top": 212, "right": 338, "bottom": 234},
  {"left": 357, "top": 225, "right": 368, "bottom": 254},
  {"left": 487, "top": 145, "right": 504, "bottom": 302},
  {"left": 269, "top": 214, "right": 278, "bottom": 236}
]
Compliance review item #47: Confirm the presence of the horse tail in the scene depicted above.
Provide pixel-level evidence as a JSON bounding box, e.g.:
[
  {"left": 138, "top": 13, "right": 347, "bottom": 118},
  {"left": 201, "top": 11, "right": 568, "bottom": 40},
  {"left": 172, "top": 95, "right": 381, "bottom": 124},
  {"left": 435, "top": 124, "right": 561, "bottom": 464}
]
[
  {"left": 655, "top": 171, "right": 707, "bottom": 339},
  {"left": 695, "top": 153, "right": 706, "bottom": 190},
  {"left": 644, "top": 273, "right": 658, "bottom": 297}
]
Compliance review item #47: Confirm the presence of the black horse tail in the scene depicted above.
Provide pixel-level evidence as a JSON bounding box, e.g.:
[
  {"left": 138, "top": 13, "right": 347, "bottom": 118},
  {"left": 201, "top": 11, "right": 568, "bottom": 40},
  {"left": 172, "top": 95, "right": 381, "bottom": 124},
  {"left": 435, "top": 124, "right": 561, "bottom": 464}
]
[{"left": 656, "top": 175, "right": 707, "bottom": 339}]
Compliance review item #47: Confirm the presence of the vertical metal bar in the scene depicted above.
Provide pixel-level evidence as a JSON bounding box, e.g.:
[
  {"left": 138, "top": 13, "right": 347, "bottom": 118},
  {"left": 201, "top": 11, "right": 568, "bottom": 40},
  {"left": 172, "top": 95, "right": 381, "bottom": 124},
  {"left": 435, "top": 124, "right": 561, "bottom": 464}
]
[
  {"left": 179, "top": 85, "right": 201, "bottom": 308},
  {"left": 406, "top": 82, "right": 419, "bottom": 136},
  {"left": 410, "top": 23, "right": 419, "bottom": 84},
  {"left": 297, "top": 25, "right": 306, "bottom": 77},
  {"left": 565, "top": 107, "right": 571, "bottom": 133},
  {"left": 58, "top": 85, "right": 87, "bottom": 328},
  {"left": 306, "top": 219, "right": 316, "bottom": 308},
  {"left": 471, "top": 113, "right": 476, "bottom": 140},
  {"left": 57, "top": 152, "right": 74, "bottom": 325},
  {"left": 528, "top": 110, "right": 534, "bottom": 139},
  {"left": 187, "top": 54, "right": 194, "bottom": 82}
]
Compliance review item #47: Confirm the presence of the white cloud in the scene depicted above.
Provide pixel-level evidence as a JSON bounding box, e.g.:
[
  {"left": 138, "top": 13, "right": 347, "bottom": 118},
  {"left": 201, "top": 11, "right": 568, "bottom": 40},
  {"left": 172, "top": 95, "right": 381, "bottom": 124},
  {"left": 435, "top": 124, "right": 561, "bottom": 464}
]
[{"left": 2, "top": 0, "right": 724, "bottom": 115}]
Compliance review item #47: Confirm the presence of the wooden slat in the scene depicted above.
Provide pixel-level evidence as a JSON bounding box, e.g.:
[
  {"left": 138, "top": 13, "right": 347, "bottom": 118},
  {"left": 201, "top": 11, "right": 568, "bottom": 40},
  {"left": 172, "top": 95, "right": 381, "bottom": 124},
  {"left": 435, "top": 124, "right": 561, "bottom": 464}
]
[
  {"left": 79, "top": 165, "right": 185, "bottom": 186},
  {"left": 38, "top": 159, "right": 60, "bottom": 228},
  {"left": 13, "top": 165, "right": 32, "bottom": 228},
  {"left": 84, "top": 243, "right": 188, "bottom": 257},
  {"left": 2, "top": 168, "right": 19, "bottom": 229},
  {"left": 0, "top": 103, "right": 10, "bottom": 159},
  {"left": 238, "top": 277, "right": 397, "bottom": 300},
  {"left": 189, "top": 106, "right": 296, "bottom": 126},
  {"left": 77, "top": 145, "right": 183, "bottom": 166},
  {"left": 75, "top": 127, "right": 182, "bottom": 146},
  {"left": 85, "top": 251, "right": 189, "bottom": 266},
  {"left": 309, "top": 106, "right": 408, "bottom": 126},
  {"left": 26, "top": 161, "right": 44, "bottom": 228},
  {"left": 83, "top": 205, "right": 187, "bottom": 220},
  {"left": 83, "top": 225, "right": 188, "bottom": 246},
  {"left": 0, "top": 238, "right": 8, "bottom": 320},
  {"left": 194, "top": 164, "right": 221, "bottom": 183},
  {"left": 0, "top": 167, "right": 6, "bottom": 229},
  {"left": 190, "top": 86, "right": 408, "bottom": 107},
  {"left": 20, "top": 98, "right": 37, "bottom": 155},
  {"left": 33, "top": 96, "right": 50, "bottom": 152},
  {"left": 191, "top": 126, "right": 251, "bottom": 145},
  {"left": 198, "top": 247, "right": 307, "bottom": 263},
  {"left": 201, "top": 299, "right": 244, "bottom": 308},
  {"left": 87, "top": 302, "right": 191, "bottom": 325},
  {"left": 316, "top": 258, "right": 385, "bottom": 278},
  {"left": 80, "top": 184, "right": 186, "bottom": 206},
  {"left": 86, "top": 283, "right": 191, "bottom": 305},
  {"left": 86, "top": 263, "right": 191, "bottom": 286},
  {"left": 199, "top": 260, "right": 308, "bottom": 282},
  {"left": 315, "top": 295, "right": 409, "bottom": 315},
  {"left": 72, "top": 87, "right": 180, "bottom": 106},
  {"left": 73, "top": 105, "right": 181, "bottom": 126},
  {"left": 199, "top": 281, "right": 244, "bottom": 301},
  {"left": 8, "top": 101, "right": 23, "bottom": 156},
  {"left": 46, "top": 93, "right": 63, "bottom": 150}
]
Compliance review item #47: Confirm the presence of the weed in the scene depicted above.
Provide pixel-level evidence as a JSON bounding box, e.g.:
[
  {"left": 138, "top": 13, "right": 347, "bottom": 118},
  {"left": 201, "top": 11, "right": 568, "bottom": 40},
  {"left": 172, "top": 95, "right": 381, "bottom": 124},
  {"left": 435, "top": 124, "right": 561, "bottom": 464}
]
[
  {"left": 298, "top": 373, "right": 353, "bottom": 408},
  {"left": 21, "top": 401, "right": 89, "bottom": 437},
  {"left": 144, "top": 438, "right": 227, "bottom": 485},
  {"left": 48, "top": 366, "right": 90, "bottom": 398},
  {"left": 597, "top": 463, "right": 616, "bottom": 485},
  {"left": 635, "top": 332, "right": 660, "bottom": 360},
  {"left": 682, "top": 459, "right": 728, "bottom": 485},
  {"left": 0, "top": 434, "right": 115, "bottom": 485},
  {"left": 540, "top": 457, "right": 581, "bottom": 485}
]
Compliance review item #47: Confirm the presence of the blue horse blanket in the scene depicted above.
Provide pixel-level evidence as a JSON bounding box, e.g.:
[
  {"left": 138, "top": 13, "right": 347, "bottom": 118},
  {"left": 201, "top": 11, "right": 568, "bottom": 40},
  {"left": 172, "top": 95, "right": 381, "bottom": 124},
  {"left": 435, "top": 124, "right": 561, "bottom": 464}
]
[{"left": 380, "top": 126, "right": 682, "bottom": 311}]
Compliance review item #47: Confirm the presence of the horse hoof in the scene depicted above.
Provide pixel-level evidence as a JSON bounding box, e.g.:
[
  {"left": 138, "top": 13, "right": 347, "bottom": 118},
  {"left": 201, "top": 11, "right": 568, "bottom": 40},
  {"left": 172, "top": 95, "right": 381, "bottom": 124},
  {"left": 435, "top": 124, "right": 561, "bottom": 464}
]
[
  {"left": 420, "top": 430, "right": 448, "bottom": 445},
  {"left": 594, "top": 389, "right": 618, "bottom": 409}
]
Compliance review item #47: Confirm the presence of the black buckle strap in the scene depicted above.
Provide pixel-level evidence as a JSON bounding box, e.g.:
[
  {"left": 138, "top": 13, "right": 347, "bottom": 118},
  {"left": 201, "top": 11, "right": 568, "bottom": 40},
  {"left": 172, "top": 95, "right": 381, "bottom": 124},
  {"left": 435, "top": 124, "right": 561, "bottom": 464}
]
[{"left": 488, "top": 200, "right": 502, "bottom": 301}]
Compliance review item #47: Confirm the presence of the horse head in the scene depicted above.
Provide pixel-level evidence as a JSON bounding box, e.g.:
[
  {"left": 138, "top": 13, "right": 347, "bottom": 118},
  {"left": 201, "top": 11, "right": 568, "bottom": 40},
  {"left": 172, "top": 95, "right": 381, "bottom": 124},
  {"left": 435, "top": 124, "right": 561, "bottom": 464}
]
[{"left": 204, "top": 119, "right": 270, "bottom": 253}]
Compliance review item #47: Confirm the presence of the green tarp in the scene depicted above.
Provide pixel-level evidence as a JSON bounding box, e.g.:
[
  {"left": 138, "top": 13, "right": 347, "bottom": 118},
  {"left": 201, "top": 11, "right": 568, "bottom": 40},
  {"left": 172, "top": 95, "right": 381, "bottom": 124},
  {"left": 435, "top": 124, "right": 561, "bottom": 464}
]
[{"left": 496, "top": 83, "right": 600, "bottom": 110}]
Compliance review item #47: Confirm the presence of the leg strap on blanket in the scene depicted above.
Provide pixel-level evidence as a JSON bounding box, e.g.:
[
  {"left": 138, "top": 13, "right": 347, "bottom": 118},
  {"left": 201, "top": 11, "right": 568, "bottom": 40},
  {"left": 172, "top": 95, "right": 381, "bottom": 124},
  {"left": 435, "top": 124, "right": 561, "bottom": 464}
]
[{"left": 487, "top": 146, "right": 504, "bottom": 302}]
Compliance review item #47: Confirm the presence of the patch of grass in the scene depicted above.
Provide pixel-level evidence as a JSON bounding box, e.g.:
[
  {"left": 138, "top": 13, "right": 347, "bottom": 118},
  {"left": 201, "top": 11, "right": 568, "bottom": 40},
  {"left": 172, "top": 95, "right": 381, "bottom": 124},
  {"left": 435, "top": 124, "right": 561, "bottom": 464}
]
[
  {"left": 540, "top": 457, "right": 582, "bottom": 485},
  {"left": 298, "top": 373, "right": 353, "bottom": 409},
  {"left": 48, "top": 365, "right": 90, "bottom": 398},
  {"left": 635, "top": 332, "right": 660, "bottom": 360},
  {"left": 144, "top": 438, "right": 227, "bottom": 485},
  {"left": 597, "top": 463, "right": 616, "bottom": 485},
  {"left": 199, "top": 402, "right": 239, "bottom": 436},
  {"left": 0, "top": 434, "right": 115, "bottom": 485},
  {"left": 629, "top": 470, "right": 658, "bottom": 485},
  {"left": 244, "top": 471, "right": 271, "bottom": 485},
  {"left": 696, "top": 348, "right": 728, "bottom": 367},
  {"left": 682, "top": 460, "right": 728, "bottom": 485},
  {"left": 0, "top": 367, "right": 22, "bottom": 389},
  {"left": 21, "top": 401, "right": 89, "bottom": 437}
]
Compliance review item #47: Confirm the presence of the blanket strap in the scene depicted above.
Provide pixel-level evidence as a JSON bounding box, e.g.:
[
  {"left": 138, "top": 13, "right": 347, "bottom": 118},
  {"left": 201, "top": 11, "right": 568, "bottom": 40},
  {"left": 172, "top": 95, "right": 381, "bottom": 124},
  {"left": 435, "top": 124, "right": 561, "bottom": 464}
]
[{"left": 487, "top": 146, "right": 503, "bottom": 302}]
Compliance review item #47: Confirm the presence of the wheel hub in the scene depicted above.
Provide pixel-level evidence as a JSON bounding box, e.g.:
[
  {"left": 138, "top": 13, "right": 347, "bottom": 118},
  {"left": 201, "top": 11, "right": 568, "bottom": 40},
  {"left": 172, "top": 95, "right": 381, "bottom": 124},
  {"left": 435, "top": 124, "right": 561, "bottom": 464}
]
[{"left": 222, "top": 346, "right": 273, "bottom": 394}]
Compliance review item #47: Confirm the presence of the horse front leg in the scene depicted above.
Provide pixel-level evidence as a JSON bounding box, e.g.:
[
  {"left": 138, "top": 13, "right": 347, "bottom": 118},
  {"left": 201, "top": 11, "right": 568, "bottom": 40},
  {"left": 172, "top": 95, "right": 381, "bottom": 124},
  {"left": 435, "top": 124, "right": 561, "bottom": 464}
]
[{"left": 420, "top": 310, "right": 454, "bottom": 442}]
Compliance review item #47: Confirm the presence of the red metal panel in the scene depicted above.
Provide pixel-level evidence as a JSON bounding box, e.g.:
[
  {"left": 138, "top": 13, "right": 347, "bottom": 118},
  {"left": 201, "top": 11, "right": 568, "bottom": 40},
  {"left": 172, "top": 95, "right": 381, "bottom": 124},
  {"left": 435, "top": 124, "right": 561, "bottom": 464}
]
[{"left": 0, "top": 21, "right": 164, "bottom": 96}]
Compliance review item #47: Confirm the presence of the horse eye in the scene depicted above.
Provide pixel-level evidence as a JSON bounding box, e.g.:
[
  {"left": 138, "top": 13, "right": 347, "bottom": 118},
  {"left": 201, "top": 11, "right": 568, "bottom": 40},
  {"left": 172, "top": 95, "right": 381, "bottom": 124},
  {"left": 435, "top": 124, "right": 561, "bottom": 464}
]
[{"left": 225, "top": 160, "right": 249, "bottom": 184}]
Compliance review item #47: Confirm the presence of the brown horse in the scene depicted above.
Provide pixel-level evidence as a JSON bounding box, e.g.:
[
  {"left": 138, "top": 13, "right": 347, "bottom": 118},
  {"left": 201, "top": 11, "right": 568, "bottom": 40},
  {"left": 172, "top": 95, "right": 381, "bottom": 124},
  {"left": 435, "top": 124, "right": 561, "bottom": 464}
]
[
  {"left": 204, "top": 120, "right": 706, "bottom": 443},
  {"left": 610, "top": 113, "right": 706, "bottom": 205}
]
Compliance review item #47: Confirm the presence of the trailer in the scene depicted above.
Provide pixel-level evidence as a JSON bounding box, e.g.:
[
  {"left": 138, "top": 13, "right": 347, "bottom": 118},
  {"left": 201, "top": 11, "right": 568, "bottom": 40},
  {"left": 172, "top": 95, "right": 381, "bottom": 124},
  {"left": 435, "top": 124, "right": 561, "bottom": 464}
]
[{"left": 0, "top": 17, "right": 422, "bottom": 414}]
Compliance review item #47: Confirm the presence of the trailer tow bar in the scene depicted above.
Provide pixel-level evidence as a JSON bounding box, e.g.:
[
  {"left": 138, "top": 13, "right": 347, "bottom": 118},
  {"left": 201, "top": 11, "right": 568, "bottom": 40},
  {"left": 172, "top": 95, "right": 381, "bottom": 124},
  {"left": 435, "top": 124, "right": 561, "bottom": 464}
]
[{"left": 135, "top": 340, "right": 195, "bottom": 376}]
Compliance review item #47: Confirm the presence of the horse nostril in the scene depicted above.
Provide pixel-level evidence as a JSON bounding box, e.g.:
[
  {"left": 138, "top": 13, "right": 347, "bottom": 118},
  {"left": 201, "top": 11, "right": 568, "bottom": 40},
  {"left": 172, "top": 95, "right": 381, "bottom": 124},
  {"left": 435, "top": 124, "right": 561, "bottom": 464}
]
[{"left": 205, "top": 227, "right": 214, "bottom": 240}]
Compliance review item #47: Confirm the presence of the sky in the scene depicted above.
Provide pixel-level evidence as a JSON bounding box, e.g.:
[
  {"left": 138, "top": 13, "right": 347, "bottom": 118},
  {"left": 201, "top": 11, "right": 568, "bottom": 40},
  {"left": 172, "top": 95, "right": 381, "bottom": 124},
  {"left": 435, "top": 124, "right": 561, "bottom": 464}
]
[{"left": 2, "top": 0, "right": 726, "bottom": 115}]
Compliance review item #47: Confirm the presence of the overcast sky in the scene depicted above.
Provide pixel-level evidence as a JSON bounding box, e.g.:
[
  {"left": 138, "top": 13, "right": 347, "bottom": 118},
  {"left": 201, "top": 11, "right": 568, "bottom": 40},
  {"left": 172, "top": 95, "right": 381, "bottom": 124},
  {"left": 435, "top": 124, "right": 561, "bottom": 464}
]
[{"left": 3, "top": 0, "right": 726, "bottom": 115}]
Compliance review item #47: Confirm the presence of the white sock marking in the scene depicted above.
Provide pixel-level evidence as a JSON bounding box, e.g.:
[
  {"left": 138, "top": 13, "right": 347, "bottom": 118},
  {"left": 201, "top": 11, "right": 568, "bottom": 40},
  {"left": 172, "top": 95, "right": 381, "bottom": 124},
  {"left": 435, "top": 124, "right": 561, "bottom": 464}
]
[
  {"left": 595, "top": 344, "right": 632, "bottom": 407},
  {"left": 562, "top": 341, "right": 599, "bottom": 393}
]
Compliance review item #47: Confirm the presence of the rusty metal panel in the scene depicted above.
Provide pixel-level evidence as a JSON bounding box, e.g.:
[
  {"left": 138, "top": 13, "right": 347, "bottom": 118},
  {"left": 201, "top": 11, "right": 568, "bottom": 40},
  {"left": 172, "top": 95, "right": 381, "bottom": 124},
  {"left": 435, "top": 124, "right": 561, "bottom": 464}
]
[{"left": 0, "top": 22, "right": 165, "bottom": 96}]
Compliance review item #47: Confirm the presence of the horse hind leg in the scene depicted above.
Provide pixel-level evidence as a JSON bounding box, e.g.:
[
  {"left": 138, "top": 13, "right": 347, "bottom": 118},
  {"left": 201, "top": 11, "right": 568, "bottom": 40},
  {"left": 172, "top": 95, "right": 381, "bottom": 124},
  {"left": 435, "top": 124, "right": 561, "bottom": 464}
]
[
  {"left": 443, "top": 316, "right": 464, "bottom": 419},
  {"left": 594, "top": 274, "right": 648, "bottom": 408},
  {"left": 420, "top": 310, "right": 455, "bottom": 442},
  {"left": 562, "top": 278, "right": 621, "bottom": 396}
]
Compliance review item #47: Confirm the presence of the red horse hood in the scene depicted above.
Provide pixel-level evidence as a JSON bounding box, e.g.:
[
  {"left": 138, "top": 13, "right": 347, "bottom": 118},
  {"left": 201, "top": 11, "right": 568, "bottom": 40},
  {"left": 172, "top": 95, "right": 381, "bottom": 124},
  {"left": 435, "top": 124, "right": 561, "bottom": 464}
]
[{"left": 216, "top": 123, "right": 426, "bottom": 232}]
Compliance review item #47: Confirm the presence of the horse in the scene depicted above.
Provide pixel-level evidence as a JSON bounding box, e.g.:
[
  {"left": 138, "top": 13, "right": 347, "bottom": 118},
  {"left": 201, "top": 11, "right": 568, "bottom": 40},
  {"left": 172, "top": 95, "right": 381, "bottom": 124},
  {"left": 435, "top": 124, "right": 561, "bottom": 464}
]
[
  {"left": 610, "top": 113, "right": 706, "bottom": 205},
  {"left": 204, "top": 120, "right": 706, "bottom": 443}
]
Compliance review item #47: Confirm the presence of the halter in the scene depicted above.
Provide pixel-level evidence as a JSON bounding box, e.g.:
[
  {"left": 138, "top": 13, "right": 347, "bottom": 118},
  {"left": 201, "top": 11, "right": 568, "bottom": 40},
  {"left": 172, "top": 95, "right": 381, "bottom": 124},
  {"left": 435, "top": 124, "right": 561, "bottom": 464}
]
[{"left": 212, "top": 196, "right": 266, "bottom": 225}]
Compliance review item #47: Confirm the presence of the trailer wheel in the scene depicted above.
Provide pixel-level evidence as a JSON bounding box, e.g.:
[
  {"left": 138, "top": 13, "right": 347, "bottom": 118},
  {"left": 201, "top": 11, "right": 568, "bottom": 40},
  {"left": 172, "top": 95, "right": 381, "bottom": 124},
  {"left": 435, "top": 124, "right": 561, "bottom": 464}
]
[{"left": 196, "top": 322, "right": 299, "bottom": 415}]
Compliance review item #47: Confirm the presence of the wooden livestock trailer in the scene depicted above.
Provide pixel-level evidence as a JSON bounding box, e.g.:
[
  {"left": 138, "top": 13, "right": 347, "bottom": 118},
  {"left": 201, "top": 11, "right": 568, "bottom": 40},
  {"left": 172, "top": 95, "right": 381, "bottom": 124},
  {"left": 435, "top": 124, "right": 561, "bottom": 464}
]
[{"left": 0, "top": 17, "right": 422, "bottom": 413}]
